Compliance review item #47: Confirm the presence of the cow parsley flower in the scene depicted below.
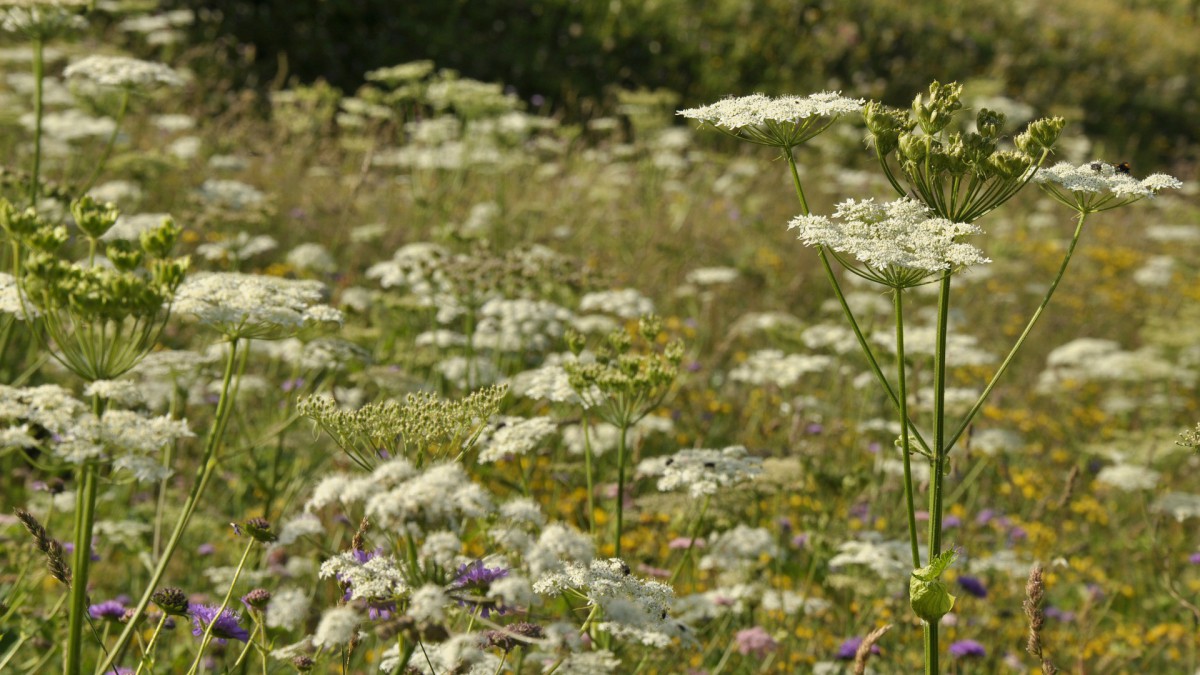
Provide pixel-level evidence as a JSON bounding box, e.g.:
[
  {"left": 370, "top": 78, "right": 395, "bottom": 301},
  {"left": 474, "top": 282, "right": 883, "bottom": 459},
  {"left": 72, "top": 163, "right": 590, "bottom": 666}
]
[
  {"left": 364, "top": 462, "right": 493, "bottom": 534},
  {"left": 637, "top": 445, "right": 762, "bottom": 498},
  {"left": 679, "top": 92, "right": 864, "bottom": 148},
  {"left": 477, "top": 416, "right": 558, "bottom": 463},
  {"left": 534, "top": 558, "right": 679, "bottom": 647},
  {"left": 173, "top": 272, "right": 342, "bottom": 339},
  {"left": 790, "top": 197, "right": 989, "bottom": 288},
  {"left": 311, "top": 605, "right": 360, "bottom": 648},
  {"left": 63, "top": 55, "right": 184, "bottom": 89},
  {"left": 728, "top": 350, "right": 833, "bottom": 388},
  {"left": 1035, "top": 161, "right": 1182, "bottom": 213},
  {"left": 1095, "top": 463, "right": 1160, "bottom": 491},
  {"left": 698, "top": 525, "right": 779, "bottom": 577}
]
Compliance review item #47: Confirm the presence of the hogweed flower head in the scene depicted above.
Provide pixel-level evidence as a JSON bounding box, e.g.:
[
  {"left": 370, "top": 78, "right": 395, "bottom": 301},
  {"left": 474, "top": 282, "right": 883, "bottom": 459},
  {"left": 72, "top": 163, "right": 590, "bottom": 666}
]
[
  {"left": 789, "top": 197, "right": 989, "bottom": 288},
  {"left": 0, "top": 0, "right": 88, "bottom": 39},
  {"left": 636, "top": 445, "right": 762, "bottom": 498},
  {"left": 678, "top": 91, "right": 864, "bottom": 149},
  {"left": 563, "top": 317, "right": 682, "bottom": 426},
  {"left": 173, "top": 272, "right": 341, "bottom": 340},
  {"left": 1035, "top": 160, "right": 1182, "bottom": 214},
  {"left": 63, "top": 55, "right": 184, "bottom": 91}
]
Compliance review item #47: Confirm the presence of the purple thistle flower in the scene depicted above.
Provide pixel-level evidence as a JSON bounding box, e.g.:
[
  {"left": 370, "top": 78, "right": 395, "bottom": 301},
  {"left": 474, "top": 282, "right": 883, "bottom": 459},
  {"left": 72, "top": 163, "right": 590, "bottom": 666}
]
[
  {"left": 836, "top": 636, "right": 879, "bottom": 660},
  {"left": 948, "top": 639, "right": 986, "bottom": 658},
  {"left": 1189, "top": 552, "right": 1200, "bottom": 565},
  {"left": 89, "top": 599, "right": 126, "bottom": 622},
  {"left": 188, "top": 603, "right": 249, "bottom": 643},
  {"left": 957, "top": 575, "right": 988, "bottom": 599}
]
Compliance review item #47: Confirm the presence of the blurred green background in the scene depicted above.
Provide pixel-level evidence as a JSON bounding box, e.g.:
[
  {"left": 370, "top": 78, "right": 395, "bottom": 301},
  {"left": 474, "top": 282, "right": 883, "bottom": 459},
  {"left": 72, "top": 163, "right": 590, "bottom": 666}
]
[{"left": 176, "top": 0, "right": 1200, "bottom": 166}]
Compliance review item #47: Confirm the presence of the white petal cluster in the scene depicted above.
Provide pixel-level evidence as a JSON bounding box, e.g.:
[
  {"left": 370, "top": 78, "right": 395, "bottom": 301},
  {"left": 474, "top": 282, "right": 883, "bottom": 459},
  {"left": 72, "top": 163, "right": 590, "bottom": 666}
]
[
  {"left": 195, "top": 232, "right": 277, "bottom": 261},
  {"left": 534, "top": 558, "right": 679, "bottom": 647},
  {"left": 63, "top": 55, "right": 184, "bottom": 89},
  {"left": 173, "top": 272, "right": 343, "bottom": 339},
  {"left": 790, "top": 198, "right": 989, "bottom": 280},
  {"left": 319, "top": 551, "right": 408, "bottom": 601},
  {"left": 311, "top": 605, "right": 361, "bottom": 648},
  {"left": 286, "top": 242, "right": 337, "bottom": 274},
  {"left": 0, "top": 272, "right": 33, "bottom": 319},
  {"left": 561, "top": 415, "right": 673, "bottom": 457},
  {"left": 1034, "top": 161, "right": 1182, "bottom": 198},
  {"left": 265, "top": 587, "right": 310, "bottom": 630},
  {"left": 1153, "top": 492, "right": 1200, "bottom": 522},
  {"left": 1095, "top": 463, "right": 1160, "bottom": 491},
  {"left": 195, "top": 179, "right": 268, "bottom": 211},
  {"left": 477, "top": 416, "right": 558, "bottom": 463},
  {"left": 474, "top": 298, "right": 574, "bottom": 352},
  {"left": 827, "top": 537, "right": 911, "bottom": 580},
  {"left": 365, "top": 462, "right": 494, "bottom": 534},
  {"left": 728, "top": 349, "right": 833, "bottom": 388},
  {"left": 21, "top": 109, "right": 114, "bottom": 141},
  {"left": 637, "top": 445, "right": 762, "bottom": 499},
  {"left": 578, "top": 288, "right": 654, "bottom": 319},
  {"left": 524, "top": 523, "right": 595, "bottom": 579},
  {"left": 698, "top": 525, "right": 779, "bottom": 576},
  {"left": 678, "top": 92, "right": 864, "bottom": 129},
  {"left": 685, "top": 266, "right": 739, "bottom": 286}
]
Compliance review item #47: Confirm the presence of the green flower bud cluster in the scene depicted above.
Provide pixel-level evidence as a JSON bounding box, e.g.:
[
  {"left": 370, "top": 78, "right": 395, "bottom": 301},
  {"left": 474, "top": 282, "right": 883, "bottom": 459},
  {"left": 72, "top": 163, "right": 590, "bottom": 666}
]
[
  {"left": 299, "top": 384, "right": 507, "bottom": 469},
  {"left": 864, "top": 81, "right": 1065, "bottom": 222},
  {"left": 563, "top": 316, "right": 683, "bottom": 427},
  {"left": 1, "top": 197, "right": 189, "bottom": 380}
]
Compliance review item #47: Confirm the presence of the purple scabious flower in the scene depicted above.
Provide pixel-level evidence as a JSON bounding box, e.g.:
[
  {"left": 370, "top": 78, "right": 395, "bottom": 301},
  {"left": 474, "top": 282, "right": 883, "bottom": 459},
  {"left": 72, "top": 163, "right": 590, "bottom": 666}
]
[
  {"left": 835, "top": 636, "right": 879, "bottom": 660},
  {"left": 948, "top": 639, "right": 986, "bottom": 658},
  {"left": 453, "top": 560, "right": 510, "bottom": 617},
  {"left": 188, "top": 603, "right": 249, "bottom": 643},
  {"left": 89, "top": 599, "right": 126, "bottom": 621},
  {"left": 1189, "top": 552, "right": 1200, "bottom": 565},
  {"left": 957, "top": 575, "right": 988, "bottom": 598}
]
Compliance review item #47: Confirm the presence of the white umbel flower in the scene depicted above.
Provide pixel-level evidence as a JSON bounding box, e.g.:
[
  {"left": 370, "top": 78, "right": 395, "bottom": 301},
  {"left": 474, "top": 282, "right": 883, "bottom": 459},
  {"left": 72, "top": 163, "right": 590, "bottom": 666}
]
[
  {"left": 679, "top": 92, "right": 864, "bottom": 147},
  {"left": 790, "top": 197, "right": 989, "bottom": 288},
  {"left": 477, "top": 416, "right": 558, "bottom": 463},
  {"left": 63, "top": 55, "right": 184, "bottom": 89},
  {"left": 637, "top": 445, "right": 762, "bottom": 498},
  {"left": 311, "top": 606, "right": 360, "bottom": 648},
  {"left": 1036, "top": 161, "right": 1182, "bottom": 213},
  {"left": 173, "top": 272, "right": 342, "bottom": 339}
]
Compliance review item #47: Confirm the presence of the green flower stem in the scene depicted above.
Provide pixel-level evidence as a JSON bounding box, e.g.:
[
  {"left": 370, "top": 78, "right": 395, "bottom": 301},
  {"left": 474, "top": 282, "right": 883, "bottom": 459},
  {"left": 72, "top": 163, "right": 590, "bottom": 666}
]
[
  {"left": 613, "top": 419, "right": 629, "bottom": 559},
  {"left": 65, "top": 395, "right": 107, "bottom": 675},
  {"left": 132, "top": 613, "right": 168, "bottom": 675},
  {"left": 78, "top": 88, "right": 131, "bottom": 194},
  {"left": 583, "top": 415, "right": 596, "bottom": 536},
  {"left": 947, "top": 211, "right": 1089, "bottom": 451},
  {"left": 669, "top": 494, "right": 711, "bottom": 585},
  {"left": 924, "top": 271, "right": 953, "bottom": 675},
  {"left": 30, "top": 36, "right": 44, "bottom": 207},
  {"left": 96, "top": 338, "right": 242, "bottom": 675},
  {"left": 894, "top": 289, "right": 921, "bottom": 569},
  {"left": 186, "top": 536, "right": 255, "bottom": 675},
  {"left": 784, "top": 150, "right": 932, "bottom": 455}
]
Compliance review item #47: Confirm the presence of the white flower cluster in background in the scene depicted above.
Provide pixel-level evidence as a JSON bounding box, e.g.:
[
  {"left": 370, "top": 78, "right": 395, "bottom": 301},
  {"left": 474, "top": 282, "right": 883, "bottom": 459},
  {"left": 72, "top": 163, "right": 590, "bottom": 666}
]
[
  {"left": 728, "top": 349, "right": 833, "bottom": 388},
  {"left": 579, "top": 288, "right": 654, "bottom": 319},
  {"left": 476, "top": 416, "right": 558, "bottom": 463},
  {"left": 473, "top": 298, "right": 574, "bottom": 352},
  {"left": 534, "top": 558, "right": 681, "bottom": 647},
  {"left": 637, "top": 445, "right": 762, "bottom": 498},
  {"left": 63, "top": 54, "right": 184, "bottom": 89}
]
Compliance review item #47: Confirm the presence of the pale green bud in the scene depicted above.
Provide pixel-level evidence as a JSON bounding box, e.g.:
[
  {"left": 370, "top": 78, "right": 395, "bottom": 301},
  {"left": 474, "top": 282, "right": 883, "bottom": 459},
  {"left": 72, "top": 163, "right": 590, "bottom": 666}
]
[
  {"left": 909, "top": 549, "right": 958, "bottom": 623},
  {"left": 71, "top": 195, "right": 120, "bottom": 240}
]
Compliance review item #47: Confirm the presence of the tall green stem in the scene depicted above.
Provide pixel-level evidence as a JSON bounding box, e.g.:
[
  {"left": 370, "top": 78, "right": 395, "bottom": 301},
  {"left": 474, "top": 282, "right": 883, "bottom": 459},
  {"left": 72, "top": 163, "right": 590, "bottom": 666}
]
[
  {"left": 583, "top": 415, "right": 596, "bottom": 536},
  {"left": 79, "top": 89, "right": 130, "bottom": 195},
  {"left": 893, "top": 289, "right": 921, "bottom": 569},
  {"left": 784, "top": 149, "right": 932, "bottom": 455},
  {"left": 613, "top": 419, "right": 629, "bottom": 559},
  {"left": 947, "top": 212, "right": 1088, "bottom": 450},
  {"left": 96, "top": 338, "right": 242, "bottom": 675},
  {"left": 924, "top": 272, "right": 952, "bottom": 675},
  {"left": 30, "top": 36, "right": 45, "bottom": 207},
  {"left": 186, "top": 538, "right": 255, "bottom": 675},
  {"left": 64, "top": 395, "right": 107, "bottom": 675}
]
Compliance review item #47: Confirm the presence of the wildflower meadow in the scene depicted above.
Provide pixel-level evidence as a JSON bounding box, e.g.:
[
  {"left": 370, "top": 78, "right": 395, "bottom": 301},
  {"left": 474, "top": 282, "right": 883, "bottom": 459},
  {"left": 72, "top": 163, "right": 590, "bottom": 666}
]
[{"left": 1, "top": 2, "right": 1199, "bottom": 674}]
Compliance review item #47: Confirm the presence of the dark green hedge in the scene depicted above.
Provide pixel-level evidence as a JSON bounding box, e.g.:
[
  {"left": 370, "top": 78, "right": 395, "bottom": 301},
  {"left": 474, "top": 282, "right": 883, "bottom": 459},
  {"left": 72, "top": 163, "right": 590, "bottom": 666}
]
[{"left": 178, "top": 0, "right": 1200, "bottom": 164}]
